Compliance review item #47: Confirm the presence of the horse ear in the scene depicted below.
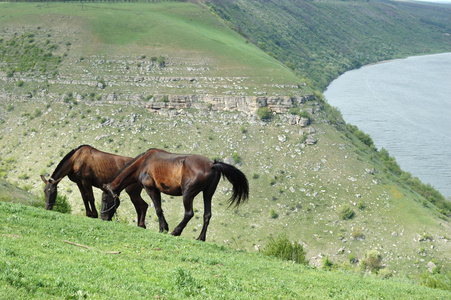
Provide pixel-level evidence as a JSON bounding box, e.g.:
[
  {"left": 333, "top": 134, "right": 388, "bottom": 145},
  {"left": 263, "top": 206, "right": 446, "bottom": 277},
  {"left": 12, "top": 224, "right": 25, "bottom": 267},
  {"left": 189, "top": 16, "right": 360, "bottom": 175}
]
[
  {"left": 40, "top": 175, "right": 48, "bottom": 184},
  {"left": 49, "top": 177, "right": 63, "bottom": 185}
]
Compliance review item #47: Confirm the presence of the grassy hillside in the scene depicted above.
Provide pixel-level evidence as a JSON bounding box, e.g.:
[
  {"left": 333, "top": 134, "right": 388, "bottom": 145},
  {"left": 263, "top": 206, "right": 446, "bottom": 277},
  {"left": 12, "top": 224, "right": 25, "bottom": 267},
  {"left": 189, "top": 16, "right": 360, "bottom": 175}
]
[
  {"left": 206, "top": 0, "right": 451, "bottom": 89},
  {"left": 2, "top": 201, "right": 451, "bottom": 299},
  {"left": 0, "top": 2, "right": 307, "bottom": 97},
  {"left": 2, "top": 98, "right": 451, "bottom": 278},
  {"left": 1, "top": 0, "right": 450, "bottom": 284}
]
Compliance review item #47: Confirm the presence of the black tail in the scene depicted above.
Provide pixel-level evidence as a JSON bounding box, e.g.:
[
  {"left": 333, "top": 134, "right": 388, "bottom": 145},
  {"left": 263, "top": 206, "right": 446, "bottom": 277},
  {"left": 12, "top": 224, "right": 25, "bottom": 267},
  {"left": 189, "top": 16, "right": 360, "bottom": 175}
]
[{"left": 212, "top": 160, "right": 249, "bottom": 207}]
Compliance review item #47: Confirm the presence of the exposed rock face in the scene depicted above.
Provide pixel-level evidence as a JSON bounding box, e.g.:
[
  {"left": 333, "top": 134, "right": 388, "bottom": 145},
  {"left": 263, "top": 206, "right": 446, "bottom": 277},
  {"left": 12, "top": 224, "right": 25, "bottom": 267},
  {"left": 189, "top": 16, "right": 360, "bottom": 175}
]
[{"left": 144, "top": 94, "right": 314, "bottom": 115}]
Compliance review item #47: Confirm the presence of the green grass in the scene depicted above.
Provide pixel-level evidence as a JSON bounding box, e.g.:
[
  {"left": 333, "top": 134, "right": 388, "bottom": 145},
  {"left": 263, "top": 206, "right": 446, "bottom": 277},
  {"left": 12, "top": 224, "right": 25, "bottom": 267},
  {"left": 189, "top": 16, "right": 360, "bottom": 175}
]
[
  {"left": 0, "top": 2, "right": 302, "bottom": 88},
  {"left": 2, "top": 200, "right": 450, "bottom": 299}
]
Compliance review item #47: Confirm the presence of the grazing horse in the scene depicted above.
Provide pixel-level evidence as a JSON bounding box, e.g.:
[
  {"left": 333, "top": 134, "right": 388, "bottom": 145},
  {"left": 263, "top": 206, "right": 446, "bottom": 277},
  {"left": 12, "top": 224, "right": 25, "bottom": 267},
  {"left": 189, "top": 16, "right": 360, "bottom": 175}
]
[
  {"left": 104, "top": 148, "right": 249, "bottom": 241},
  {"left": 40, "top": 145, "right": 148, "bottom": 228}
]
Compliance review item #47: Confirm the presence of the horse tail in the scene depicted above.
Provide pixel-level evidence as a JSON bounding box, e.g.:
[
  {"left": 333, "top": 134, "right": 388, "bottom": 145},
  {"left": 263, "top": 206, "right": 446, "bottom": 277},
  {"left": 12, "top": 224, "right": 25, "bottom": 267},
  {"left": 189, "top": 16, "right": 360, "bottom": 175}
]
[{"left": 212, "top": 160, "right": 249, "bottom": 208}]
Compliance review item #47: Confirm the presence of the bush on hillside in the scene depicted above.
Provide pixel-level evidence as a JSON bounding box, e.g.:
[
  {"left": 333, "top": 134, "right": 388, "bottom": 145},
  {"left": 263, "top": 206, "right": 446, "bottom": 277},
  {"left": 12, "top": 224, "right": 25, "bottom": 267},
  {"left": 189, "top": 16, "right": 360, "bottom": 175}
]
[
  {"left": 39, "top": 194, "right": 72, "bottom": 214},
  {"left": 262, "top": 235, "right": 308, "bottom": 265},
  {"left": 322, "top": 256, "right": 334, "bottom": 271},
  {"left": 269, "top": 208, "right": 278, "bottom": 219},
  {"left": 339, "top": 205, "right": 354, "bottom": 220},
  {"left": 256, "top": 107, "right": 272, "bottom": 121},
  {"left": 54, "top": 194, "right": 72, "bottom": 214},
  {"left": 361, "top": 250, "right": 383, "bottom": 273}
]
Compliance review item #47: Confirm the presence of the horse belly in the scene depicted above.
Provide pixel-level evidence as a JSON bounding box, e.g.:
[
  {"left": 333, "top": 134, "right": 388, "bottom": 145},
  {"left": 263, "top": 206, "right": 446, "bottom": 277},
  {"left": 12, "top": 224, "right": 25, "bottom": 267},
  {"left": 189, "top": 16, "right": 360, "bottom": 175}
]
[{"left": 158, "top": 183, "right": 182, "bottom": 196}]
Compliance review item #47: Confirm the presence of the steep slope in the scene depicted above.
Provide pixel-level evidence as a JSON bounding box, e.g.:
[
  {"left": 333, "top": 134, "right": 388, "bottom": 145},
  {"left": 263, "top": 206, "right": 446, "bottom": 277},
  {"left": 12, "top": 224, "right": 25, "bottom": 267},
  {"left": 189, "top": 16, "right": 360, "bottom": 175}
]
[
  {"left": 0, "top": 1, "right": 450, "bottom": 278},
  {"left": 2, "top": 201, "right": 450, "bottom": 299}
]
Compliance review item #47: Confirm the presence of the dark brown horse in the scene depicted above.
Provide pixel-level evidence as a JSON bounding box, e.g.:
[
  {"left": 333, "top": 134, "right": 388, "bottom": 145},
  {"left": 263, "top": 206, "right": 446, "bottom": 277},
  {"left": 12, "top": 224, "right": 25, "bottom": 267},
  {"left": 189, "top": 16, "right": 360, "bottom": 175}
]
[
  {"left": 40, "top": 145, "right": 148, "bottom": 228},
  {"left": 104, "top": 148, "right": 249, "bottom": 241}
]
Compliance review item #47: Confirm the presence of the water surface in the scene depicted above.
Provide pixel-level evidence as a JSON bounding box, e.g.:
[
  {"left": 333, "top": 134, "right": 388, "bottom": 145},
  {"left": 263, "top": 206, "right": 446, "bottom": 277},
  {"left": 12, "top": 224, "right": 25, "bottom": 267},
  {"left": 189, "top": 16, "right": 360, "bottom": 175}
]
[{"left": 324, "top": 53, "right": 451, "bottom": 198}]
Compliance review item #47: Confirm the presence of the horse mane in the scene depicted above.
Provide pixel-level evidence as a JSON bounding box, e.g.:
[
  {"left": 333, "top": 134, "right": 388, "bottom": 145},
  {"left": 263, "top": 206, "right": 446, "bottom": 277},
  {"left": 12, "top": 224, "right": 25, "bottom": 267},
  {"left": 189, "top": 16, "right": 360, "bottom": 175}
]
[
  {"left": 110, "top": 149, "right": 152, "bottom": 180},
  {"left": 51, "top": 145, "right": 91, "bottom": 179}
]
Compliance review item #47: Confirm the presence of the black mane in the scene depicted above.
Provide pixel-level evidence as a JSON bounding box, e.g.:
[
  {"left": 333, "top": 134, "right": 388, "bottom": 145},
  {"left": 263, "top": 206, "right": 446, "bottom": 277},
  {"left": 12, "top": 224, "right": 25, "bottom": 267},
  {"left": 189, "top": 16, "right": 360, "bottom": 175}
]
[{"left": 51, "top": 145, "right": 90, "bottom": 179}]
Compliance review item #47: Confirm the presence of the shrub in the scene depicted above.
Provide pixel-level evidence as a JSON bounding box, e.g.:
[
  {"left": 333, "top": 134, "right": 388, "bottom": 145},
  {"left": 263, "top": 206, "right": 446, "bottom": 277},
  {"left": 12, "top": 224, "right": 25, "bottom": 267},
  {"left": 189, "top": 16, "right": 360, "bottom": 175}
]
[
  {"left": 18, "top": 173, "right": 29, "bottom": 180},
  {"left": 339, "top": 205, "right": 354, "bottom": 220},
  {"left": 53, "top": 194, "right": 72, "bottom": 214},
  {"left": 269, "top": 208, "right": 278, "bottom": 219},
  {"left": 232, "top": 153, "right": 241, "bottom": 164},
  {"left": 378, "top": 268, "right": 393, "bottom": 279},
  {"left": 257, "top": 107, "right": 272, "bottom": 121},
  {"left": 357, "top": 201, "right": 365, "bottom": 210},
  {"left": 361, "top": 250, "right": 383, "bottom": 273},
  {"left": 262, "top": 235, "right": 308, "bottom": 265},
  {"left": 351, "top": 226, "right": 364, "bottom": 240},
  {"left": 348, "top": 253, "right": 358, "bottom": 264},
  {"left": 322, "top": 256, "right": 334, "bottom": 271},
  {"left": 157, "top": 56, "right": 166, "bottom": 67}
]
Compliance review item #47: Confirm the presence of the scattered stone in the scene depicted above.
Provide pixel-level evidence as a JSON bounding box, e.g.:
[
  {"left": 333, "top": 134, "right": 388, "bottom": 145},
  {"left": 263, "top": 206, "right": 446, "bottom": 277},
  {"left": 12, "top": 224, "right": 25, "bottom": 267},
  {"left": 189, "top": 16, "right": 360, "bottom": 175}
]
[
  {"left": 427, "top": 261, "right": 436, "bottom": 273},
  {"left": 305, "top": 135, "right": 317, "bottom": 145},
  {"left": 278, "top": 135, "right": 287, "bottom": 142}
]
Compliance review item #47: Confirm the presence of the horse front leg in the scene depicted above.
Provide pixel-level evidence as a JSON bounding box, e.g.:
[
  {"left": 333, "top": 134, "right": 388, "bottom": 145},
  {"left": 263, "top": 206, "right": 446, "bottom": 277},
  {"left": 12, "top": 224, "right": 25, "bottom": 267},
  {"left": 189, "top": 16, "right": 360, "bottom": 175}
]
[
  {"left": 77, "top": 182, "right": 98, "bottom": 218},
  {"left": 144, "top": 188, "right": 168, "bottom": 233},
  {"left": 126, "top": 183, "right": 148, "bottom": 228}
]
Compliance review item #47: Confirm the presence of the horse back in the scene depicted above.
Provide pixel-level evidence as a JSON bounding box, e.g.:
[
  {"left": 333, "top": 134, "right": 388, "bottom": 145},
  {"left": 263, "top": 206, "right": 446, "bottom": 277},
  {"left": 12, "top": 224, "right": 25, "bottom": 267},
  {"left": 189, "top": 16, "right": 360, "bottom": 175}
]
[
  {"left": 71, "top": 146, "right": 131, "bottom": 187},
  {"left": 145, "top": 150, "right": 214, "bottom": 194}
]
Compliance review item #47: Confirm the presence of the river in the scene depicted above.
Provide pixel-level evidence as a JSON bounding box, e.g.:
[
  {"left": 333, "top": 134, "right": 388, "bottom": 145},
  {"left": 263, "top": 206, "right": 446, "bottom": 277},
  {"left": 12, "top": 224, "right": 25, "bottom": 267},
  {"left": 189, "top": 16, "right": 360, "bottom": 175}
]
[{"left": 324, "top": 52, "right": 451, "bottom": 198}]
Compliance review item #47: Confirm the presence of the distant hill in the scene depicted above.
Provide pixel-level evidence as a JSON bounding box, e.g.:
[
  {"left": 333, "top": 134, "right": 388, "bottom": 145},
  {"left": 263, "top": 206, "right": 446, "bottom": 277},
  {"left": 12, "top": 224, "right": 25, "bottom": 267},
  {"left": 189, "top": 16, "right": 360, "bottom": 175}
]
[{"left": 206, "top": 0, "right": 451, "bottom": 89}]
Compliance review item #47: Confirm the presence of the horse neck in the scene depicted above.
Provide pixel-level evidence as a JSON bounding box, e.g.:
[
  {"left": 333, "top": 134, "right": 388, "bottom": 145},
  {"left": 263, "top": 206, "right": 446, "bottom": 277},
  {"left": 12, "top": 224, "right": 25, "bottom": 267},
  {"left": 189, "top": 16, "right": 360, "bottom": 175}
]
[
  {"left": 50, "top": 154, "right": 74, "bottom": 181},
  {"left": 109, "top": 155, "right": 145, "bottom": 193}
]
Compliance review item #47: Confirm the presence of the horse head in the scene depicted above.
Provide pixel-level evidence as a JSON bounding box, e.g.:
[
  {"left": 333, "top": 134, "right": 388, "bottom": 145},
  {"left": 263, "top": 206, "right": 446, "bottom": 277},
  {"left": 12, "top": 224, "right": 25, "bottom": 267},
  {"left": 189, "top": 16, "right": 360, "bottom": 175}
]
[
  {"left": 100, "top": 183, "right": 120, "bottom": 221},
  {"left": 40, "top": 175, "right": 63, "bottom": 210}
]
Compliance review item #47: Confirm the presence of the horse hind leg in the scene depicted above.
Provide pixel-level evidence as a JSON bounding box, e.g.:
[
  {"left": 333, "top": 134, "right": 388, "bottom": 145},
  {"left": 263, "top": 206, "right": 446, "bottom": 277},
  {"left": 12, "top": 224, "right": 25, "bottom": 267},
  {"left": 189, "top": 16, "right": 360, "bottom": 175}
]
[
  {"left": 197, "top": 176, "right": 220, "bottom": 241},
  {"left": 171, "top": 192, "right": 197, "bottom": 237}
]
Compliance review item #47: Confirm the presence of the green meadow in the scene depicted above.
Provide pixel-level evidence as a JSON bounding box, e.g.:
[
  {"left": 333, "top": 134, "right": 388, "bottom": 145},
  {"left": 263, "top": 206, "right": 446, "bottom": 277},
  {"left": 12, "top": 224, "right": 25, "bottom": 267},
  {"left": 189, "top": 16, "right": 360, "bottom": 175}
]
[{"left": 2, "top": 201, "right": 450, "bottom": 299}]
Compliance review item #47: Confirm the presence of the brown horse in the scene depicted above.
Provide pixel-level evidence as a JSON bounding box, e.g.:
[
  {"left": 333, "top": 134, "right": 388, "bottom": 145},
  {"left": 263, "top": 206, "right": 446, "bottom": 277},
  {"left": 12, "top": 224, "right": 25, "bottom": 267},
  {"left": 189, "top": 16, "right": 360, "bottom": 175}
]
[
  {"left": 40, "top": 145, "right": 148, "bottom": 228},
  {"left": 103, "top": 148, "right": 249, "bottom": 241}
]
